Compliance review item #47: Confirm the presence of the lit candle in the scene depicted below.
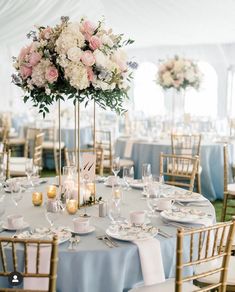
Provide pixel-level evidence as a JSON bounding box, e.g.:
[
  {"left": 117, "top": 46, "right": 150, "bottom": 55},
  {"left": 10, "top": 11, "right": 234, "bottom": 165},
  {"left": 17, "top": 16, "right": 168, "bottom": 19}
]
[
  {"left": 66, "top": 199, "right": 78, "bottom": 215},
  {"left": 32, "top": 192, "right": 43, "bottom": 206},
  {"left": 86, "top": 182, "right": 96, "bottom": 196},
  {"left": 114, "top": 189, "right": 121, "bottom": 199},
  {"left": 47, "top": 186, "right": 57, "bottom": 199}
]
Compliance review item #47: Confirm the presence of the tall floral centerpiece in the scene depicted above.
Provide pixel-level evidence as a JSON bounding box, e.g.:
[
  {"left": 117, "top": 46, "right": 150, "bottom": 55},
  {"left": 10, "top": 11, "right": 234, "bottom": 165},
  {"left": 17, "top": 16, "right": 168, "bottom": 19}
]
[
  {"left": 12, "top": 16, "right": 134, "bottom": 206},
  {"left": 156, "top": 55, "right": 202, "bottom": 129}
]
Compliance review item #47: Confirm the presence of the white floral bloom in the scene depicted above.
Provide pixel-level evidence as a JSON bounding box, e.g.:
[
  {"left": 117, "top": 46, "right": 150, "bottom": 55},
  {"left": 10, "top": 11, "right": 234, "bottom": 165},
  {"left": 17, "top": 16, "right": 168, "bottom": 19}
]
[
  {"left": 162, "top": 71, "right": 173, "bottom": 86},
  {"left": 67, "top": 47, "right": 82, "bottom": 63},
  {"left": 64, "top": 61, "right": 89, "bottom": 90},
  {"left": 45, "top": 87, "right": 51, "bottom": 95},
  {"left": 57, "top": 54, "right": 69, "bottom": 68},
  {"left": 174, "top": 60, "right": 185, "bottom": 73},
  {"left": 101, "top": 34, "right": 114, "bottom": 47},
  {"left": 31, "top": 59, "right": 51, "bottom": 87},
  {"left": 185, "top": 69, "right": 196, "bottom": 83},
  {"left": 94, "top": 50, "right": 109, "bottom": 68},
  {"left": 92, "top": 79, "right": 115, "bottom": 91}
]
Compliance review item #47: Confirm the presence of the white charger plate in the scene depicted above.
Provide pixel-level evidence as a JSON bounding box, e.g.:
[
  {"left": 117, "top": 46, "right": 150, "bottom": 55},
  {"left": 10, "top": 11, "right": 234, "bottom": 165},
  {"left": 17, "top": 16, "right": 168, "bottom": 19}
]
[
  {"left": 106, "top": 225, "right": 158, "bottom": 241},
  {"left": 2, "top": 221, "right": 29, "bottom": 231},
  {"left": 67, "top": 225, "right": 95, "bottom": 235},
  {"left": 166, "top": 191, "right": 207, "bottom": 203},
  {"left": 160, "top": 208, "right": 211, "bottom": 223}
]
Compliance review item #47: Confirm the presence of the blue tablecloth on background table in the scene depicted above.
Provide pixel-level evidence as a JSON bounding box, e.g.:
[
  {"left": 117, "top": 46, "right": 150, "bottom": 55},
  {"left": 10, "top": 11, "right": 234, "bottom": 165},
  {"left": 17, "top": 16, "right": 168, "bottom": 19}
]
[{"left": 115, "top": 138, "right": 234, "bottom": 201}]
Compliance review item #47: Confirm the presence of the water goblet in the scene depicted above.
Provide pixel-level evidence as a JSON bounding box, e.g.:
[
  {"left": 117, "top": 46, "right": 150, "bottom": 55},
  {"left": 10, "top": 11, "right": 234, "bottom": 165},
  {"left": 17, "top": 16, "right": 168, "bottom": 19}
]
[
  {"left": 44, "top": 200, "right": 60, "bottom": 230},
  {"left": 25, "top": 158, "right": 34, "bottom": 187},
  {"left": 10, "top": 180, "right": 23, "bottom": 207},
  {"left": 112, "top": 157, "right": 120, "bottom": 177},
  {"left": 142, "top": 163, "right": 152, "bottom": 196},
  {"left": 108, "top": 199, "right": 121, "bottom": 232},
  {"left": 123, "top": 166, "right": 134, "bottom": 191}
]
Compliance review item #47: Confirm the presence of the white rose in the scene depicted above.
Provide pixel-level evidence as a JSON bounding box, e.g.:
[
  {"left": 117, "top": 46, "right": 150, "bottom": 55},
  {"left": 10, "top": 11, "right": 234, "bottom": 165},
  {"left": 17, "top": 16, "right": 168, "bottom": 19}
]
[
  {"left": 101, "top": 34, "right": 114, "bottom": 47},
  {"left": 94, "top": 50, "right": 109, "bottom": 68},
  {"left": 67, "top": 47, "right": 82, "bottom": 63}
]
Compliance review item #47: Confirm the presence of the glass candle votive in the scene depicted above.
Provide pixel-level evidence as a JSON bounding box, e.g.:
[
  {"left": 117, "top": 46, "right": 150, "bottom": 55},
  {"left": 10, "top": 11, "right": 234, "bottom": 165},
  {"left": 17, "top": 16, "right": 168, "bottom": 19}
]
[
  {"left": 47, "top": 185, "right": 57, "bottom": 199},
  {"left": 32, "top": 192, "right": 43, "bottom": 206},
  {"left": 66, "top": 199, "right": 78, "bottom": 215},
  {"left": 86, "top": 182, "right": 96, "bottom": 196}
]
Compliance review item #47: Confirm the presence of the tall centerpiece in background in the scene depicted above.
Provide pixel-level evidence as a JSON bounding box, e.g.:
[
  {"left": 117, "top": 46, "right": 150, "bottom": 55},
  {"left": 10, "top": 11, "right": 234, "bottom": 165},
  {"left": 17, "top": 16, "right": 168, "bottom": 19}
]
[
  {"left": 12, "top": 16, "right": 134, "bottom": 206},
  {"left": 156, "top": 55, "right": 202, "bottom": 129}
]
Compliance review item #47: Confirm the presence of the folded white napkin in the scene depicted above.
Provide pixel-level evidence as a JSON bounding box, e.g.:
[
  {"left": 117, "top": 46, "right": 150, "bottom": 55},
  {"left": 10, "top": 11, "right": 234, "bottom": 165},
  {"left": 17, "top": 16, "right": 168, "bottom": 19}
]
[
  {"left": 24, "top": 245, "right": 51, "bottom": 290},
  {"left": 124, "top": 139, "right": 134, "bottom": 158},
  {"left": 133, "top": 238, "right": 165, "bottom": 286}
]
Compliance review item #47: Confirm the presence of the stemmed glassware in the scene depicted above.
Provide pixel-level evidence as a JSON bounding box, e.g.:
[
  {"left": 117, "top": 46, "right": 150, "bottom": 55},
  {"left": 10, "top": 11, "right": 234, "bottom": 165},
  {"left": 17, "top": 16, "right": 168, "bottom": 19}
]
[
  {"left": 25, "top": 158, "right": 34, "bottom": 188},
  {"left": 44, "top": 200, "right": 60, "bottom": 230},
  {"left": 108, "top": 199, "right": 121, "bottom": 232},
  {"left": 9, "top": 180, "right": 23, "bottom": 207},
  {"left": 142, "top": 163, "right": 152, "bottom": 196},
  {"left": 123, "top": 166, "right": 134, "bottom": 191},
  {"left": 112, "top": 157, "right": 120, "bottom": 177}
]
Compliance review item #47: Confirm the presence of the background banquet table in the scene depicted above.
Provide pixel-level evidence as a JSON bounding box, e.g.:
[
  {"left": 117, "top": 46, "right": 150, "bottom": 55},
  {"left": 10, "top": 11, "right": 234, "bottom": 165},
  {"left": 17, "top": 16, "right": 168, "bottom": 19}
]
[
  {"left": 115, "top": 137, "right": 234, "bottom": 201},
  {"left": 0, "top": 179, "right": 215, "bottom": 292}
]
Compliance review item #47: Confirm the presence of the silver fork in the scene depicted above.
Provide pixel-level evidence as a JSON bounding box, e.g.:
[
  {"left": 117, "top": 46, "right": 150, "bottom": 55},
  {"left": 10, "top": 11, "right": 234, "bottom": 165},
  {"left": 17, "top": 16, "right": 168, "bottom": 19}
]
[{"left": 97, "top": 236, "right": 114, "bottom": 248}]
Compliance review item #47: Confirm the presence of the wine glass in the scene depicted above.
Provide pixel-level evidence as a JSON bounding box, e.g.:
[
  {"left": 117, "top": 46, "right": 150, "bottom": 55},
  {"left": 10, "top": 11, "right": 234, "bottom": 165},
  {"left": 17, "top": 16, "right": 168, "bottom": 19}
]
[
  {"left": 112, "top": 157, "right": 120, "bottom": 177},
  {"left": 142, "top": 163, "right": 152, "bottom": 196},
  {"left": 123, "top": 166, "right": 134, "bottom": 191},
  {"left": 146, "top": 181, "right": 160, "bottom": 217},
  {"left": 10, "top": 180, "right": 23, "bottom": 207},
  {"left": 25, "top": 158, "right": 34, "bottom": 187},
  {"left": 108, "top": 199, "right": 121, "bottom": 232},
  {"left": 44, "top": 200, "right": 60, "bottom": 230}
]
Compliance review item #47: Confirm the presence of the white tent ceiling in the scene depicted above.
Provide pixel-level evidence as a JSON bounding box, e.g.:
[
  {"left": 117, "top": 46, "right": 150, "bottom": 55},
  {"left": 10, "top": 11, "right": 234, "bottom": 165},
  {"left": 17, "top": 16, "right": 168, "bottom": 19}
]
[{"left": 1, "top": 0, "right": 235, "bottom": 48}]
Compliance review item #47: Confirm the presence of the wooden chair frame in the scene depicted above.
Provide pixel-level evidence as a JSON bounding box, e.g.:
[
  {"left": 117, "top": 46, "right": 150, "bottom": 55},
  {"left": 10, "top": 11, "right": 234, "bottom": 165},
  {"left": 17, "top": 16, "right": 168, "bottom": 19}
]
[
  {"left": 0, "top": 235, "right": 58, "bottom": 292},
  {"left": 171, "top": 133, "right": 202, "bottom": 193},
  {"left": 176, "top": 221, "right": 235, "bottom": 292},
  {"left": 0, "top": 147, "right": 11, "bottom": 180},
  {"left": 95, "top": 130, "right": 112, "bottom": 174},
  {"left": 221, "top": 144, "right": 235, "bottom": 222},
  {"left": 160, "top": 152, "right": 199, "bottom": 191}
]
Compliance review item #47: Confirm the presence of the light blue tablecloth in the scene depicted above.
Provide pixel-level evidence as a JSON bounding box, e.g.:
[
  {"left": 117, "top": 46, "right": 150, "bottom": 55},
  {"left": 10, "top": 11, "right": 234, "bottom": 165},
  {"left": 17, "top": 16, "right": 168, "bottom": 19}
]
[
  {"left": 0, "top": 180, "right": 215, "bottom": 292},
  {"left": 115, "top": 138, "right": 234, "bottom": 201}
]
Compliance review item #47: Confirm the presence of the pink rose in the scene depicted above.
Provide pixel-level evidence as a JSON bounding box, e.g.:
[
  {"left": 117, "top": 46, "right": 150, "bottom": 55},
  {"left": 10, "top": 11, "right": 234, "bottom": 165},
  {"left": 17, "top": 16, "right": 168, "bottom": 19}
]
[
  {"left": 86, "top": 67, "right": 94, "bottom": 82},
  {"left": 81, "top": 50, "right": 95, "bottom": 66},
  {"left": 45, "top": 66, "right": 58, "bottom": 83},
  {"left": 29, "top": 52, "right": 41, "bottom": 66},
  {"left": 18, "top": 46, "right": 30, "bottom": 62},
  {"left": 89, "top": 36, "right": 102, "bottom": 50},
  {"left": 40, "top": 27, "right": 52, "bottom": 40},
  {"left": 20, "top": 65, "right": 32, "bottom": 79},
  {"left": 80, "top": 20, "right": 96, "bottom": 35}
]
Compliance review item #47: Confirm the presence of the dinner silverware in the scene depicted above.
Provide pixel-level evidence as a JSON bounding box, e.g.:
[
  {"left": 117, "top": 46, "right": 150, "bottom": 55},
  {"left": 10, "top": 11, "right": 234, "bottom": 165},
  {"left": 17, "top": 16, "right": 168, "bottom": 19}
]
[
  {"left": 96, "top": 236, "right": 114, "bottom": 248},
  {"left": 105, "top": 235, "right": 119, "bottom": 247}
]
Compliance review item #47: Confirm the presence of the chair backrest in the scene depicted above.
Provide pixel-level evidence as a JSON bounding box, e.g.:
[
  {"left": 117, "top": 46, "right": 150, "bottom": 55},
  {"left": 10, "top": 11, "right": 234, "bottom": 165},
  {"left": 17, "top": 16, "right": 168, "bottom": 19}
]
[
  {"left": 224, "top": 143, "right": 229, "bottom": 195},
  {"left": 33, "top": 132, "right": 45, "bottom": 167},
  {"left": 64, "top": 148, "right": 104, "bottom": 175},
  {"left": 24, "top": 128, "right": 41, "bottom": 158},
  {"left": 0, "top": 148, "right": 11, "bottom": 180},
  {"left": 160, "top": 152, "right": 199, "bottom": 191},
  {"left": 171, "top": 134, "right": 201, "bottom": 157},
  {"left": 0, "top": 235, "right": 58, "bottom": 292},
  {"left": 229, "top": 118, "right": 235, "bottom": 137},
  {"left": 95, "top": 130, "right": 112, "bottom": 172},
  {"left": 175, "top": 220, "right": 235, "bottom": 292}
]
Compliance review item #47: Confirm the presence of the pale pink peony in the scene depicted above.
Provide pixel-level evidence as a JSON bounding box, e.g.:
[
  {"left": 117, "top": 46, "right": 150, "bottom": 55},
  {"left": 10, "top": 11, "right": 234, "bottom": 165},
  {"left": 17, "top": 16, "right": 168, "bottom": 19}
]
[
  {"left": 80, "top": 20, "right": 96, "bottom": 36},
  {"left": 20, "top": 65, "right": 32, "bottom": 79},
  {"left": 29, "top": 52, "right": 41, "bottom": 66},
  {"left": 86, "top": 66, "right": 94, "bottom": 82},
  {"left": 40, "top": 27, "right": 52, "bottom": 40},
  {"left": 45, "top": 66, "right": 58, "bottom": 83},
  {"left": 89, "top": 36, "right": 102, "bottom": 50},
  {"left": 81, "top": 50, "right": 95, "bottom": 66}
]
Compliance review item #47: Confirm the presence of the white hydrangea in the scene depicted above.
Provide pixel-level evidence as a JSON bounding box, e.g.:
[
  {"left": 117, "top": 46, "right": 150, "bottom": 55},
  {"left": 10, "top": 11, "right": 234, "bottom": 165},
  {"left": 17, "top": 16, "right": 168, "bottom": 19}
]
[
  {"left": 185, "top": 69, "right": 196, "bottom": 83},
  {"left": 174, "top": 60, "right": 185, "bottom": 73},
  {"left": 92, "top": 79, "right": 115, "bottom": 91},
  {"left": 64, "top": 61, "right": 89, "bottom": 90},
  {"left": 31, "top": 59, "right": 51, "bottom": 87},
  {"left": 67, "top": 47, "right": 82, "bottom": 63},
  {"left": 162, "top": 71, "right": 173, "bottom": 86},
  {"left": 94, "top": 50, "right": 109, "bottom": 68}
]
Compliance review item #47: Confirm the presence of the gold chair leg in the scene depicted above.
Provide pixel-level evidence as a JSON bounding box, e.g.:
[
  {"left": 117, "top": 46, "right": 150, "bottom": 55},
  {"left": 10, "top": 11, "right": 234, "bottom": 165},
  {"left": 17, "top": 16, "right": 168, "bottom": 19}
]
[
  {"left": 196, "top": 172, "right": 201, "bottom": 194},
  {"left": 221, "top": 192, "right": 228, "bottom": 222}
]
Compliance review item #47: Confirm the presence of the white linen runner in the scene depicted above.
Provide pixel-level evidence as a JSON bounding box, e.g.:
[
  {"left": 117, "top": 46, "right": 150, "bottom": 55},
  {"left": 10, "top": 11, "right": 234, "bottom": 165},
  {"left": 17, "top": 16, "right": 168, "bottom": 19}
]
[
  {"left": 133, "top": 238, "right": 165, "bottom": 286},
  {"left": 24, "top": 245, "right": 51, "bottom": 290}
]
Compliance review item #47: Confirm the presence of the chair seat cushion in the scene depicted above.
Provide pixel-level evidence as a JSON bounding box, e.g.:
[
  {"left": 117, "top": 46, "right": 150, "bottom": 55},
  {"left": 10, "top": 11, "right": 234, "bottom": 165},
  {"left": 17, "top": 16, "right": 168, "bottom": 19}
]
[
  {"left": 129, "top": 278, "right": 197, "bottom": 292},
  {"left": 42, "top": 141, "right": 65, "bottom": 150},
  {"left": 168, "top": 163, "right": 202, "bottom": 174},
  {"left": 197, "top": 256, "right": 235, "bottom": 286},
  {"left": 120, "top": 158, "right": 134, "bottom": 167},
  {"left": 228, "top": 183, "right": 235, "bottom": 195}
]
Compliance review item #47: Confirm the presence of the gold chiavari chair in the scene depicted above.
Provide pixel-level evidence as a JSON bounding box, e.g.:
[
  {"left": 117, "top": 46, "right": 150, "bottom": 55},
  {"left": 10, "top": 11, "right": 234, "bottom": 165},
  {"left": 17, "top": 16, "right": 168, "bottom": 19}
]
[
  {"left": 160, "top": 152, "right": 199, "bottom": 192},
  {"left": 64, "top": 147, "right": 104, "bottom": 175},
  {"left": 0, "top": 235, "right": 58, "bottom": 292},
  {"left": 221, "top": 143, "right": 235, "bottom": 222},
  {"left": 130, "top": 220, "right": 235, "bottom": 292},
  {"left": 33, "top": 132, "right": 45, "bottom": 169},
  {"left": 95, "top": 130, "right": 134, "bottom": 174},
  {"left": 171, "top": 133, "right": 202, "bottom": 193},
  {"left": 0, "top": 147, "right": 11, "bottom": 180}
]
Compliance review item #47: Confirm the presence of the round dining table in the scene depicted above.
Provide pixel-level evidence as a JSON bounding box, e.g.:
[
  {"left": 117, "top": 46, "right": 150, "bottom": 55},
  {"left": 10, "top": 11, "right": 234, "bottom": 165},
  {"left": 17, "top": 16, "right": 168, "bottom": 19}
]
[
  {"left": 0, "top": 178, "right": 216, "bottom": 292},
  {"left": 115, "top": 137, "right": 235, "bottom": 201}
]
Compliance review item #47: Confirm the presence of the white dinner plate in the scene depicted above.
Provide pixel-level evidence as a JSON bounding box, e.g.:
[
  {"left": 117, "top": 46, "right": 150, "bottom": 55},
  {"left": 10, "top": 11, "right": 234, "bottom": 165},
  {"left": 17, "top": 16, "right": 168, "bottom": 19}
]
[
  {"left": 106, "top": 225, "right": 158, "bottom": 241},
  {"left": 166, "top": 191, "right": 207, "bottom": 203},
  {"left": 129, "top": 180, "right": 144, "bottom": 190},
  {"left": 160, "top": 208, "right": 211, "bottom": 223},
  {"left": 15, "top": 227, "right": 71, "bottom": 244},
  {"left": 2, "top": 221, "right": 29, "bottom": 231},
  {"left": 67, "top": 226, "right": 95, "bottom": 235}
]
